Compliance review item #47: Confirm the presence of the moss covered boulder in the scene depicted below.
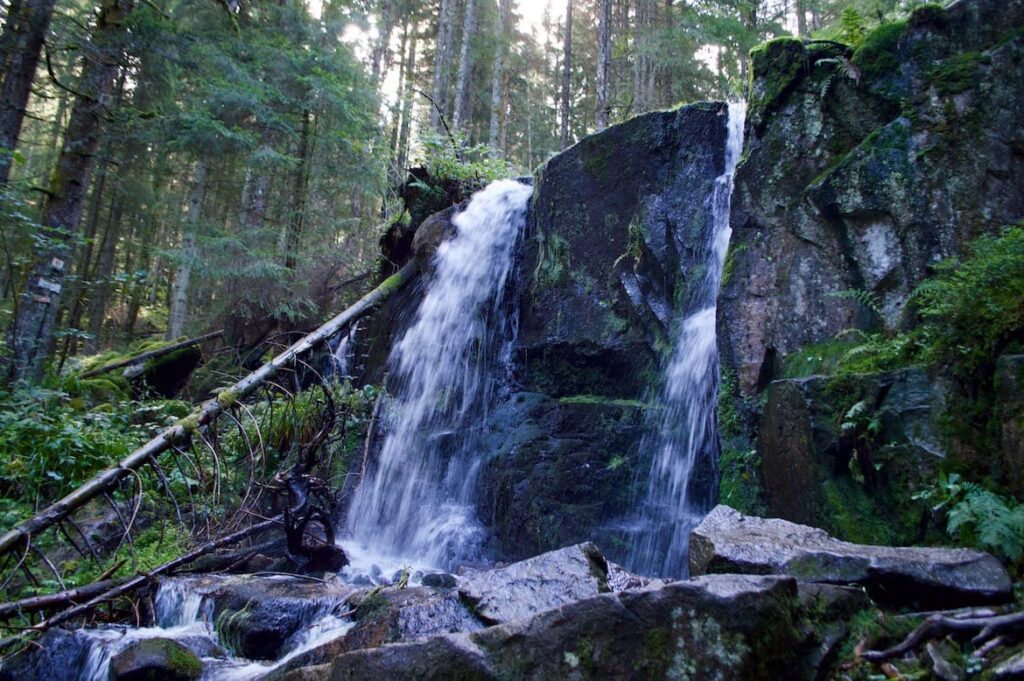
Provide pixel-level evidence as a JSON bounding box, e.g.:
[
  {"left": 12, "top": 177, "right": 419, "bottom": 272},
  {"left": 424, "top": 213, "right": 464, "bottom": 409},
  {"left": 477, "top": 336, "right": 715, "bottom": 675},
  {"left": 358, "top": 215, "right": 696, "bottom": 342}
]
[{"left": 108, "top": 638, "right": 202, "bottom": 681}]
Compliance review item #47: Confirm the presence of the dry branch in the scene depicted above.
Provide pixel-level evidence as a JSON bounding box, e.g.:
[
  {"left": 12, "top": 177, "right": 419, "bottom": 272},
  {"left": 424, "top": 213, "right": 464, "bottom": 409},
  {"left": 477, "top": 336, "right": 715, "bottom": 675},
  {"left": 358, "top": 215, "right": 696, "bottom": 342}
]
[
  {"left": 862, "top": 610, "right": 1024, "bottom": 663},
  {"left": 0, "top": 579, "right": 122, "bottom": 620},
  {"left": 79, "top": 329, "right": 224, "bottom": 379},
  {"left": 0, "top": 263, "right": 418, "bottom": 560}
]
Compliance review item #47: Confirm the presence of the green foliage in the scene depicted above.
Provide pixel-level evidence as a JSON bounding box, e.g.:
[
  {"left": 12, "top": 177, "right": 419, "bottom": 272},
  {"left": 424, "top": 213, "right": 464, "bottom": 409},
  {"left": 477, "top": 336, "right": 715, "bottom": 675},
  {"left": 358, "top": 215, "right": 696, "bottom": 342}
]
[
  {"left": 838, "top": 8, "right": 868, "bottom": 47},
  {"left": 928, "top": 52, "right": 988, "bottom": 96},
  {"left": 913, "top": 224, "right": 1024, "bottom": 377},
  {"left": 416, "top": 132, "right": 512, "bottom": 188},
  {"left": 915, "top": 473, "right": 1024, "bottom": 563},
  {"left": 0, "top": 384, "right": 187, "bottom": 507}
]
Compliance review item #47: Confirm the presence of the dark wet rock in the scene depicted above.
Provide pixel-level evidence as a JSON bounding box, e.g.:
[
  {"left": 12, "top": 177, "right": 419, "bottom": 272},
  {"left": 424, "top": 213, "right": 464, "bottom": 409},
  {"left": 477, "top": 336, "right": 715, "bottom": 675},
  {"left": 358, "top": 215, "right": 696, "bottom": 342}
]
[
  {"left": 690, "top": 505, "right": 1013, "bottom": 607},
  {"left": 211, "top": 576, "right": 353, "bottom": 660},
  {"left": 0, "top": 629, "right": 88, "bottom": 681},
  {"left": 108, "top": 638, "right": 202, "bottom": 681},
  {"left": 295, "top": 574, "right": 816, "bottom": 680},
  {"left": 421, "top": 573, "right": 457, "bottom": 588},
  {"left": 457, "top": 542, "right": 608, "bottom": 624},
  {"left": 411, "top": 206, "right": 458, "bottom": 261},
  {"left": 795, "top": 583, "right": 873, "bottom": 680},
  {"left": 758, "top": 370, "right": 944, "bottom": 544},
  {"left": 997, "top": 355, "right": 1024, "bottom": 490},
  {"left": 720, "top": 0, "right": 1024, "bottom": 396}
]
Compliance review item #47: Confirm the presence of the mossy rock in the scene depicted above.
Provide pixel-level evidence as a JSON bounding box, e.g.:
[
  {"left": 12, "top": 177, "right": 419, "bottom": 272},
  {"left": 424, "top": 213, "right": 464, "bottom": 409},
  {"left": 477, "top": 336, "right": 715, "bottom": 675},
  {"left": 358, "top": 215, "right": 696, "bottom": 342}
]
[{"left": 108, "top": 638, "right": 202, "bottom": 681}]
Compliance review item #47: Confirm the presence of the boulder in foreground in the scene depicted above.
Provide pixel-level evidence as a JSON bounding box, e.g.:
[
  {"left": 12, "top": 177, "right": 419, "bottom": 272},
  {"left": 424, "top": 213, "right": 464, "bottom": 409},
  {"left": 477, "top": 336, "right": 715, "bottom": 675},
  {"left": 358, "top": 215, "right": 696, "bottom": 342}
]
[{"left": 690, "top": 505, "right": 1012, "bottom": 607}]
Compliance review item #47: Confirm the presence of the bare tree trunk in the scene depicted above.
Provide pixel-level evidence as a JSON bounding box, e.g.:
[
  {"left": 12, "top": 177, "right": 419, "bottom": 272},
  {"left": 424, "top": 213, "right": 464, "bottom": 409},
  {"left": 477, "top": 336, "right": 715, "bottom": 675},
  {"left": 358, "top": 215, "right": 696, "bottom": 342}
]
[
  {"left": 83, "top": 188, "right": 126, "bottom": 352},
  {"left": 0, "top": 0, "right": 56, "bottom": 185},
  {"left": 283, "top": 108, "right": 311, "bottom": 271},
  {"left": 429, "top": 0, "right": 456, "bottom": 134},
  {"left": 5, "top": 0, "right": 135, "bottom": 383},
  {"left": 396, "top": 29, "right": 417, "bottom": 174},
  {"left": 166, "top": 159, "right": 207, "bottom": 341},
  {"left": 488, "top": 0, "right": 510, "bottom": 150},
  {"left": 560, "top": 0, "right": 573, "bottom": 148},
  {"left": 451, "top": 0, "right": 476, "bottom": 133},
  {"left": 596, "top": 0, "right": 612, "bottom": 131},
  {"left": 370, "top": 0, "right": 394, "bottom": 84},
  {"left": 795, "top": 0, "right": 808, "bottom": 37},
  {"left": 0, "top": 0, "right": 27, "bottom": 73}
]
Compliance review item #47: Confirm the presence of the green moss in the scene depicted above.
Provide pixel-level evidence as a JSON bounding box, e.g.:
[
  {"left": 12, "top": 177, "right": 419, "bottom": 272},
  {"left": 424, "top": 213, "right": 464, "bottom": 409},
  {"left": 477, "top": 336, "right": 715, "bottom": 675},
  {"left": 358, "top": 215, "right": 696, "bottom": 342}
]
[
  {"left": 782, "top": 339, "right": 860, "bottom": 379},
  {"left": 216, "top": 388, "right": 240, "bottom": 409},
  {"left": 748, "top": 37, "right": 807, "bottom": 126},
  {"left": 822, "top": 477, "right": 896, "bottom": 545},
  {"left": 534, "top": 233, "right": 571, "bottom": 288},
  {"left": 907, "top": 3, "right": 948, "bottom": 30},
  {"left": 558, "top": 394, "right": 648, "bottom": 408},
  {"left": 720, "top": 241, "right": 748, "bottom": 287},
  {"left": 928, "top": 51, "right": 988, "bottom": 96},
  {"left": 852, "top": 20, "right": 907, "bottom": 83},
  {"left": 580, "top": 136, "right": 615, "bottom": 182},
  {"left": 718, "top": 447, "right": 767, "bottom": 516}
]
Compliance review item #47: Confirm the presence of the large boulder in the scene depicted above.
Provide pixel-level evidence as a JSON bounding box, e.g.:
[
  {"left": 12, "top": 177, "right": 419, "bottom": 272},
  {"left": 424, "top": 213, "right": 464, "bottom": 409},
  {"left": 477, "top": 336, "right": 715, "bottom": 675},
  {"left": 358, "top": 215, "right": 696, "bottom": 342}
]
[
  {"left": 108, "top": 638, "right": 202, "bottom": 681},
  {"left": 457, "top": 542, "right": 609, "bottom": 624},
  {"left": 757, "top": 369, "right": 944, "bottom": 544},
  {"left": 210, "top": 576, "right": 353, "bottom": 660},
  {"left": 720, "top": 0, "right": 1024, "bottom": 396},
  {"left": 300, "top": 574, "right": 816, "bottom": 681},
  {"left": 690, "top": 505, "right": 1013, "bottom": 607}
]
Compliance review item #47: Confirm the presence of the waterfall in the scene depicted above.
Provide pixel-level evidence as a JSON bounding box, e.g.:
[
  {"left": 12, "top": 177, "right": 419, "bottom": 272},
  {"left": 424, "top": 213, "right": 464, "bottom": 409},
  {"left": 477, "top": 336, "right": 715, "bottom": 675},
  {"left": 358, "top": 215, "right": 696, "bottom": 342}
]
[
  {"left": 627, "top": 102, "right": 746, "bottom": 578},
  {"left": 345, "top": 179, "right": 532, "bottom": 570}
]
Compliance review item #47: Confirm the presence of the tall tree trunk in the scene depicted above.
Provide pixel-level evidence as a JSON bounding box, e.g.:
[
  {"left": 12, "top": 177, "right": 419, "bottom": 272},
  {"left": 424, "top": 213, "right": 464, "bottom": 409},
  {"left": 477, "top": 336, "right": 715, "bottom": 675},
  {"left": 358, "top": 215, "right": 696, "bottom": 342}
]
[
  {"left": 0, "top": 0, "right": 26, "bottom": 73},
  {"left": 166, "top": 159, "right": 207, "bottom": 341},
  {"left": 387, "top": 22, "right": 409, "bottom": 170},
  {"left": 429, "top": 0, "right": 456, "bottom": 134},
  {"left": 283, "top": 109, "right": 311, "bottom": 271},
  {"left": 0, "top": 0, "right": 56, "bottom": 185},
  {"left": 560, "top": 0, "right": 573, "bottom": 148},
  {"left": 83, "top": 187, "right": 126, "bottom": 352},
  {"left": 451, "top": 0, "right": 476, "bottom": 133},
  {"left": 488, "top": 0, "right": 510, "bottom": 150},
  {"left": 596, "top": 0, "right": 612, "bottom": 131},
  {"left": 5, "top": 0, "right": 135, "bottom": 383},
  {"left": 370, "top": 0, "right": 394, "bottom": 84},
  {"left": 795, "top": 0, "right": 808, "bottom": 37},
  {"left": 396, "top": 29, "right": 417, "bottom": 175}
]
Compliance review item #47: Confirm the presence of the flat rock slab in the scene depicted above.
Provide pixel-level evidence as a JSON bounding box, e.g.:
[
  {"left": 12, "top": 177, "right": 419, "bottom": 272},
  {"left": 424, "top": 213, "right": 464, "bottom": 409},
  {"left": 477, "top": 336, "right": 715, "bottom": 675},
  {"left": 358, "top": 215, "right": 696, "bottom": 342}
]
[
  {"left": 690, "top": 505, "right": 1012, "bottom": 607},
  {"left": 457, "top": 542, "right": 608, "bottom": 624}
]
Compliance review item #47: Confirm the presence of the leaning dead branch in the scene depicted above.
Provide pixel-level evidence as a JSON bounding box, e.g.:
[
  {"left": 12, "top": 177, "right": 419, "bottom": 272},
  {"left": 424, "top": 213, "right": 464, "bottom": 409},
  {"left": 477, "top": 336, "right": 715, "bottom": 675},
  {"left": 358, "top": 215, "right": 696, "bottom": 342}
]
[
  {"left": 0, "top": 263, "right": 417, "bottom": 560},
  {"left": 79, "top": 329, "right": 224, "bottom": 379}
]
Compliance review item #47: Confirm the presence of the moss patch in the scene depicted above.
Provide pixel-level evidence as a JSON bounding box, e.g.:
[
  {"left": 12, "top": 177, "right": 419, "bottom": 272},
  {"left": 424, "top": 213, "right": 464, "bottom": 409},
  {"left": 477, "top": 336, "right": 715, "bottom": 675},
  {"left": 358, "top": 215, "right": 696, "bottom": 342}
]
[{"left": 852, "top": 20, "right": 907, "bottom": 83}]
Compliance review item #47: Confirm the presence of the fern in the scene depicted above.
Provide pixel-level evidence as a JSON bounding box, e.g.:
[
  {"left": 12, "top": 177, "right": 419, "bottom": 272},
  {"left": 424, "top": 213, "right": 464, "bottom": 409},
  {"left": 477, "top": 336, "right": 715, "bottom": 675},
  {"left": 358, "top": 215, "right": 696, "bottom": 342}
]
[
  {"left": 827, "top": 288, "right": 883, "bottom": 317},
  {"left": 946, "top": 486, "right": 1024, "bottom": 561}
]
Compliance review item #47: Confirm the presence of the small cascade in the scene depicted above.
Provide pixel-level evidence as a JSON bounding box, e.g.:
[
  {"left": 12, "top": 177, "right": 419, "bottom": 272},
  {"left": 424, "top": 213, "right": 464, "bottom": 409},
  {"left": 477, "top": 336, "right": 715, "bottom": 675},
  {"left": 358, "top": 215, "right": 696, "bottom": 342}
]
[
  {"left": 345, "top": 179, "right": 532, "bottom": 570},
  {"left": 627, "top": 102, "right": 746, "bottom": 578},
  {"left": 327, "top": 322, "right": 359, "bottom": 381}
]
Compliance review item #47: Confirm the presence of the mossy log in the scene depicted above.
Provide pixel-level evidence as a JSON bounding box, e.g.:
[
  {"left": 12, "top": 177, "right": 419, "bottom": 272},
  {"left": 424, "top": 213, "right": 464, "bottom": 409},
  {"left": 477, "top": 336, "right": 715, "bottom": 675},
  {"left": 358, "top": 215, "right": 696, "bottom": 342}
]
[
  {"left": 79, "top": 329, "right": 224, "bottom": 379},
  {"left": 0, "top": 263, "right": 417, "bottom": 560}
]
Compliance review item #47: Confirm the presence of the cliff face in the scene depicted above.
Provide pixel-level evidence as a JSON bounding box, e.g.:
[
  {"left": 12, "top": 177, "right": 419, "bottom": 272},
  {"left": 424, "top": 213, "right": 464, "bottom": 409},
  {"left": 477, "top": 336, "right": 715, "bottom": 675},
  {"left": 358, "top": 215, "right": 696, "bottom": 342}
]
[{"left": 720, "top": 0, "right": 1024, "bottom": 395}]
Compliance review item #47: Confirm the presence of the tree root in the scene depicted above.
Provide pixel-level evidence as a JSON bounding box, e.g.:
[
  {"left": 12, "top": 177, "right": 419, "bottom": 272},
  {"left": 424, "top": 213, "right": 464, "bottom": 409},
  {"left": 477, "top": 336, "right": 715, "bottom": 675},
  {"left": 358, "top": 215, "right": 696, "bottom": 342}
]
[{"left": 862, "top": 610, "right": 1024, "bottom": 663}]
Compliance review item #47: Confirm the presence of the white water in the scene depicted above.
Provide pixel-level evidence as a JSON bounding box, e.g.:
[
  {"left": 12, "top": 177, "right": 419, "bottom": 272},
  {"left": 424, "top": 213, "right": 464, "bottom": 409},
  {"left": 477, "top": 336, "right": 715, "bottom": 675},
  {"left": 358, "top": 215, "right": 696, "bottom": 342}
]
[
  {"left": 328, "top": 322, "right": 358, "bottom": 381},
  {"left": 74, "top": 576, "right": 354, "bottom": 681},
  {"left": 344, "top": 179, "right": 532, "bottom": 570},
  {"left": 627, "top": 102, "right": 746, "bottom": 578}
]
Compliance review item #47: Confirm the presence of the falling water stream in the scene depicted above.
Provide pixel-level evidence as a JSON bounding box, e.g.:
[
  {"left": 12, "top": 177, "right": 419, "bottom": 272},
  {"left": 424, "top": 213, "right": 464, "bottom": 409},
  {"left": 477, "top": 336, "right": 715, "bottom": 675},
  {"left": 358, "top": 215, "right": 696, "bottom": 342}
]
[
  {"left": 627, "top": 102, "right": 747, "bottom": 578},
  {"left": 344, "top": 179, "right": 533, "bottom": 570}
]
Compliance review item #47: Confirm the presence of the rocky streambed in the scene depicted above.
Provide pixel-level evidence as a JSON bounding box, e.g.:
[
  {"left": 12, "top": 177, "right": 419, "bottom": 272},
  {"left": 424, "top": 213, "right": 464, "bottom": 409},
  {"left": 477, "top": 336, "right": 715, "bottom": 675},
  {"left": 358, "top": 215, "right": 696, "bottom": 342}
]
[{"left": 4, "top": 506, "right": 1018, "bottom": 681}]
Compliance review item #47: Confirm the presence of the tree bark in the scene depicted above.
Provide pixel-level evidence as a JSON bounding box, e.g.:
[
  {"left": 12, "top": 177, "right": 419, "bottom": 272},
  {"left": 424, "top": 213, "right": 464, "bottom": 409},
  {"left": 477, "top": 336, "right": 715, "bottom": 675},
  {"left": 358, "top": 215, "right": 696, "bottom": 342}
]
[
  {"left": 5, "top": 0, "right": 135, "bottom": 383},
  {"left": 283, "top": 108, "right": 311, "bottom": 271},
  {"left": 451, "top": 0, "right": 476, "bottom": 133},
  {"left": 0, "top": 0, "right": 56, "bottom": 185},
  {"left": 0, "top": 0, "right": 26, "bottom": 73},
  {"left": 488, "top": 0, "right": 510, "bottom": 150},
  {"left": 396, "top": 29, "right": 417, "bottom": 174},
  {"left": 370, "top": 0, "right": 394, "bottom": 84},
  {"left": 83, "top": 184, "right": 126, "bottom": 352},
  {"left": 167, "top": 158, "right": 208, "bottom": 341},
  {"left": 429, "top": 0, "right": 456, "bottom": 134},
  {"left": 560, "top": 0, "right": 573, "bottom": 148},
  {"left": 796, "top": 0, "right": 808, "bottom": 37},
  {"left": 596, "top": 0, "right": 612, "bottom": 131}
]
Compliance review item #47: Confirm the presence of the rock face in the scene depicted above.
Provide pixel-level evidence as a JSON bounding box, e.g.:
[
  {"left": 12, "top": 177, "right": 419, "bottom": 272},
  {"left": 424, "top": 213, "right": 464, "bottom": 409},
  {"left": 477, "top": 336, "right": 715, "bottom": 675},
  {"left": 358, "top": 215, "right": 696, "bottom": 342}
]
[
  {"left": 108, "top": 638, "right": 202, "bottom": 681},
  {"left": 690, "top": 505, "right": 1013, "bottom": 607},
  {"left": 720, "top": 0, "right": 1024, "bottom": 395},
  {"left": 302, "top": 574, "right": 815, "bottom": 681},
  {"left": 457, "top": 542, "right": 608, "bottom": 624},
  {"left": 758, "top": 368, "right": 945, "bottom": 544}
]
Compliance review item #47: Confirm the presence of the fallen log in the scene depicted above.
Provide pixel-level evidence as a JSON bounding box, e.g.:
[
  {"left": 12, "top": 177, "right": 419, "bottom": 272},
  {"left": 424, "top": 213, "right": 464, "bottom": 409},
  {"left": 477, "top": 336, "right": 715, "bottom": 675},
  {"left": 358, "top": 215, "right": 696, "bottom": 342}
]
[
  {"left": 33, "top": 515, "right": 283, "bottom": 632},
  {"left": 0, "top": 579, "right": 122, "bottom": 620},
  {"left": 0, "top": 263, "right": 417, "bottom": 560},
  {"left": 79, "top": 330, "right": 224, "bottom": 379}
]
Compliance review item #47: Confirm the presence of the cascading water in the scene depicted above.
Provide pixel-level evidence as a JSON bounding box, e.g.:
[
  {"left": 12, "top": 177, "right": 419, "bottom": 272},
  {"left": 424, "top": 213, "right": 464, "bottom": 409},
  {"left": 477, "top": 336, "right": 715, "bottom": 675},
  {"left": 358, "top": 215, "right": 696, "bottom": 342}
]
[
  {"left": 344, "top": 179, "right": 532, "bottom": 570},
  {"left": 627, "top": 101, "right": 746, "bottom": 578}
]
